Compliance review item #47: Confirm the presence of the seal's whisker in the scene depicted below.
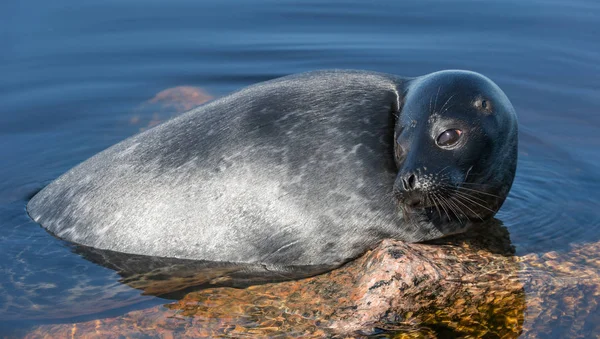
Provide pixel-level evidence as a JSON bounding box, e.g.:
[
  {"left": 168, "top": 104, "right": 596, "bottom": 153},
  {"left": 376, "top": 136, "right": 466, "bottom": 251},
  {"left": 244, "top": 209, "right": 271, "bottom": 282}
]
[
  {"left": 433, "top": 85, "right": 441, "bottom": 113},
  {"left": 451, "top": 196, "right": 484, "bottom": 221},
  {"left": 451, "top": 190, "right": 489, "bottom": 205},
  {"left": 429, "top": 193, "right": 442, "bottom": 220},
  {"left": 437, "top": 165, "right": 450, "bottom": 176},
  {"left": 443, "top": 182, "right": 497, "bottom": 195},
  {"left": 432, "top": 192, "right": 450, "bottom": 221},
  {"left": 439, "top": 94, "right": 456, "bottom": 115},
  {"left": 440, "top": 186, "right": 493, "bottom": 209},
  {"left": 457, "top": 182, "right": 495, "bottom": 188},
  {"left": 464, "top": 166, "right": 473, "bottom": 181},
  {"left": 444, "top": 195, "right": 467, "bottom": 224},
  {"left": 440, "top": 185, "right": 489, "bottom": 202},
  {"left": 441, "top": 104, "right": 456, "bottom": 115},
  {"left": 434, "top": 193, "right": 449, "bottom": 219},
  {"left": 438, "top": 193, "right": 462, "bottom": 224},
  {"left": 429, "top": 93, "right": 433, "bottom": 115},
  {"left": 454, "top": 193, "right": 496, "bottom": 214},
  {"left": 455, "top": 186, "right": 502, "bottom": 198}
]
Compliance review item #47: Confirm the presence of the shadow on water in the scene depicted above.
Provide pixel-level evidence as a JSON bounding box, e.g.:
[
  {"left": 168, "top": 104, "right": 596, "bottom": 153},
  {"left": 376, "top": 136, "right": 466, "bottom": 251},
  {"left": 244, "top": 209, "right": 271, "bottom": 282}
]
[
  {"left": 65, "top": 208, "right": 513, "bottom": 282},
  {"left": 73, "top": 244, "right": 338, "bottom": 299},
  {"left": 73, "top": 216, "right": 516, "bottom": 299}
]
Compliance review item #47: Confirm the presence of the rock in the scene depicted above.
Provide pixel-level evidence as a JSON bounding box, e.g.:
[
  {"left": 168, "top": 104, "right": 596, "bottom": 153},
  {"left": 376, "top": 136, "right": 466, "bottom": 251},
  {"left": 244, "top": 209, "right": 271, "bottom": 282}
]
[{"left": 25, "top": 221, "right": 533, "bottom": 338}]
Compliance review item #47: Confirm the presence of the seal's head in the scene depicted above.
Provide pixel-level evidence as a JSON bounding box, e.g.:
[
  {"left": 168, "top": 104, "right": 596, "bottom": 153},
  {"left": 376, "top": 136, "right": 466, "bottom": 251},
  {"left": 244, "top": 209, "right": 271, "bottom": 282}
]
[{"left": 394, "top": 70, "right": 518, "bottom": 235}]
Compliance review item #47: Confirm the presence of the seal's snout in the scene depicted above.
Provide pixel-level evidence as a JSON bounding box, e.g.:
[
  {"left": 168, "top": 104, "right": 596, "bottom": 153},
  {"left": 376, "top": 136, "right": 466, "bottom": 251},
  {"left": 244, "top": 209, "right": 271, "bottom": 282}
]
[
  {"left": 394, "top": 172, "right": 430, "bottom": 209},
  {"left": 396, "top": 171, "right": 430, "bottom": 193}
]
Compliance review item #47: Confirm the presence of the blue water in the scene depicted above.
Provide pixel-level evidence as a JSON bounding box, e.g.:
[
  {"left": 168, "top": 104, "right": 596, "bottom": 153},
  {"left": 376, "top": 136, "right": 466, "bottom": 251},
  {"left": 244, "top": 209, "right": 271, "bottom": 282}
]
[{"left": 1, "top": 0, "right": 599, "bottom": 337}]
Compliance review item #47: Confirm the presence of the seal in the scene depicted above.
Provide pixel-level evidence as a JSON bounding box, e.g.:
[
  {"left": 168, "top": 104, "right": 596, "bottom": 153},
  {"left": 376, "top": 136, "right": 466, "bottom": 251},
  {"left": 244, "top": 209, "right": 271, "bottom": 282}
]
[{"left": 27, "top": 70, "right": 518, "bottom": 271}]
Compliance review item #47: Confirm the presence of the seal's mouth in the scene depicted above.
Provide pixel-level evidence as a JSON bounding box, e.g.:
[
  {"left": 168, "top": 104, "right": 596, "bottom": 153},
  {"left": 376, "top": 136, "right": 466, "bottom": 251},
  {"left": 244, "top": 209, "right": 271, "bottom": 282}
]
[
  {"left": 401, "top": 202, "right": 435, "bottom": 215},
  {"left": 397, "top": 184, "right": 498, "bottom": 225},
  {"left": 401, "top": 203, "right": 452, "bottom": 224}
]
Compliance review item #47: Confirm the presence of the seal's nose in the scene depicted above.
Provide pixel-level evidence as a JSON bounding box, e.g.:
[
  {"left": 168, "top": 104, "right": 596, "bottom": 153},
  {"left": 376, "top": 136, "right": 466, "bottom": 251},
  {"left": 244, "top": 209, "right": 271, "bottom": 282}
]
[
  {"left": 394, "top": 172, "right": 425, "bottom": 208},
  {"left": 402, "top": 173, "right": 417, "bottom": 191}
]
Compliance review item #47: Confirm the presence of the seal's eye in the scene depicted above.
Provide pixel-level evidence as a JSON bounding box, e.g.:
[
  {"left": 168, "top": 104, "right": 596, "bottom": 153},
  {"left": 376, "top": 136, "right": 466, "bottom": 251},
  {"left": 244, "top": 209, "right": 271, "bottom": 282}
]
[
  {"left": 481, "top": 100, "right": 488, "bottom": 109},
  {"left": 436, "top": 129, "right": 462, "bottom": 148}
]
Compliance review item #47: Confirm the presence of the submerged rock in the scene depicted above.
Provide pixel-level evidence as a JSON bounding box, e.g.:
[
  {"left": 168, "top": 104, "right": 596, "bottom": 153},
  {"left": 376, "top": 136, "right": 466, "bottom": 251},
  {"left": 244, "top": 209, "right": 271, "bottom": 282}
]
[{"left": 130, "top": 86, "right": 212, "bottom": 131}]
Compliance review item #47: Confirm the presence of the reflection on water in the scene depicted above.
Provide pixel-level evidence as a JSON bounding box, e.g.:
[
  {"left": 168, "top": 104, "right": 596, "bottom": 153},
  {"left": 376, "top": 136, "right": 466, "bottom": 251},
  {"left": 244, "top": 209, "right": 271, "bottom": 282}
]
[
  {"left": 74, "top": 245, "right": 338, "bottom": 299},
  {"left": 2, "top": 0, "right": 600, "bottom": 337}
]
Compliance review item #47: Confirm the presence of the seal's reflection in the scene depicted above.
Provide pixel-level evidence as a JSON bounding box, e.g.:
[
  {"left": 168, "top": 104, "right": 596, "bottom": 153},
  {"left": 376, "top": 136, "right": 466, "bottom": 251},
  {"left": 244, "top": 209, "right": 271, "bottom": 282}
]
[
  {"left": 73, "top": 245, "right": 338, "bottom": 299},
  {"left": 72, "top": 219, "right": 525, "bottom": 338}
]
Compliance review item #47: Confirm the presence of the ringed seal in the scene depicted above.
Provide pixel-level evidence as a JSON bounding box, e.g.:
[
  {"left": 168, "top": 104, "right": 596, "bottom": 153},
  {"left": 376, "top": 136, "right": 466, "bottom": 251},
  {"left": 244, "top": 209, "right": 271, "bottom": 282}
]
[{"left": 27, "top": 70, "right": 518, "bottom": 271}]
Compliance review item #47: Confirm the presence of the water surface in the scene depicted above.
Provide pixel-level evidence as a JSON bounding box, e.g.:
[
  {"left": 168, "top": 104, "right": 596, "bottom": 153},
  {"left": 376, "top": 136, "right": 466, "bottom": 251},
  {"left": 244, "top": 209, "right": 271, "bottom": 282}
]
[{"left": 1, "top": 0, "right": 599, "bottom": 337}]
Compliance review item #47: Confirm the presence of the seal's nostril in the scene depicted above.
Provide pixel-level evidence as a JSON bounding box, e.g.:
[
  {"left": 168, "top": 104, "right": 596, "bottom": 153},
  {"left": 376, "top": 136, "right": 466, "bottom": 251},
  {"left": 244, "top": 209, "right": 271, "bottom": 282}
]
[
  {"left": 401, "top": 177, "right": 409, "bottom": 190},
  {"left": 400, "top": 173, "right": 417, "bottom": 191},
  {"left": 407, "top": 174, "right": 416, "bottom": 190}
]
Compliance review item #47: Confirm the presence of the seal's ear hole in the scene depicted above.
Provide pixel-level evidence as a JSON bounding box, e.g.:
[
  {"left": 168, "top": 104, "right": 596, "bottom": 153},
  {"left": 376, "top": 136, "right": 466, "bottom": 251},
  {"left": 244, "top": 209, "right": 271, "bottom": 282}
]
[
  {"left": 475, "top": 98, "right": 492, "bottom": 113},
  {"left": 436, "top": 129, "right": 462, "bottom": 148}
]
